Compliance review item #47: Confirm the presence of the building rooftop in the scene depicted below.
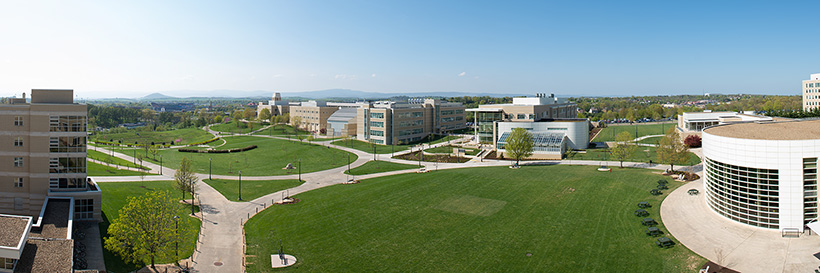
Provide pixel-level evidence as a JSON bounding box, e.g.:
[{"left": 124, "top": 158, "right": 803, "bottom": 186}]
[
  {"left": 0, "top": 215, "right": 29, "bottom": 248},
  {"left": 30, "top": 199, "right": 71, "bottom": 239},
  {"left": 705, "top": 119, "right": 820, "bottom": 140},
  {"left": 327, "top": 108, "right": 357, "bottom": 122},
  {"left": 13, "top": 239, "right": 73, "bottom": 273}
]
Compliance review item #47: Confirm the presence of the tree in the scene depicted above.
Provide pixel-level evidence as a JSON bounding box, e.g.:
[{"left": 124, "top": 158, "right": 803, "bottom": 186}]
[
  {"left": 104, "top": 191, "right": 185, "bottom": 269},
  {"left": 243, "top": 108, "right": 255, "bottom": 120},
  {"left": 505, "top": 128, "right": 533, "bottom": 166},
  {"left": 610, "top": 131, "right": 637, "bottom": 168},
  {"left": 657, "top": 129, "right": 690, "bottom": 171},
  {"left": 174, "top": 157, "right": 198, "bottom": 200},
  {"left": 272, "top": 115, "right": 282, "bottom": 133},
  {"left": 148, "top": 145, "right": 159, "bottom": 160},
  {"left": 307, "top": 135, "right": 314, "bottom": 144},
  {"left": 213, "top": 115, "right": 223, "bottom": 124},
  {"left": 258, "top": 108, "right": 271, "bottom": 122},
  {"left": 684, "top": 135, "right": 702, "bottom": 148},
  {"left": 232, "top": 111, "right": 243, "bottom": 127}
]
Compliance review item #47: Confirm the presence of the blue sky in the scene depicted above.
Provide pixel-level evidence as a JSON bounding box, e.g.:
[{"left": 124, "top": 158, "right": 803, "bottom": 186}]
[{"left": 0, "top": 1, "right": 817, "bottom": 98}]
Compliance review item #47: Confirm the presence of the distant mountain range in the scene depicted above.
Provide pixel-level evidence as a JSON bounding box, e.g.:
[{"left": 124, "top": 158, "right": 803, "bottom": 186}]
[{"left": 134, "top": 89, "right": 550, "bottom": 100}]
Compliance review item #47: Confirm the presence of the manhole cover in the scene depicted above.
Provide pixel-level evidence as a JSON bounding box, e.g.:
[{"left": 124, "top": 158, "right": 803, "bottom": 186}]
[
  {"left": 526, "top": 253, "right": 532, "bottom": 257},
  {"left": 214, "top": 262, "right": 223, "bottom": 266}
]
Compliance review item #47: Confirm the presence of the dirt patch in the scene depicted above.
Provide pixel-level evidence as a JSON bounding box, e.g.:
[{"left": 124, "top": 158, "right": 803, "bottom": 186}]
[{"left": 433, "top": 195, "right": 506, "bottom": 217}]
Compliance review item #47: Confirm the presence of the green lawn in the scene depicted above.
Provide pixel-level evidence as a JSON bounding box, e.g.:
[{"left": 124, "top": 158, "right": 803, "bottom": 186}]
[
  {"left": 424, "top": 145, "right": 478, "bottom": 155},
  {"left": 344, "top": 161, "right": 419, "bottom": 175},
  {"left": 87, "top": 161, "right": 154, "bottom": 176},
  {"left": 251, "top": 124, "right": 309, "bottom": 136},
  {"left": 210, "top": 121, "right": 264, "bottom": 134},
  {"left": 90, "top": 127, "right": 213, "bottom": 146},
  {"left": 135, "top": 136, "right": 357, "bottom": 176},
  {"left": 97, "top": 181, "right": 201, "bottom": 273},
  {"left": 204, "top": 179, "right": 304, "bottom": 202},
  {"left": 569, "top": 146, "right": 701, "bottom": 166},
  {"left": 592, "top": 122, "right": 676, "bottom": 142},
  {"left": 331, "top": 135, "right": 461, "bottom": 154},
  {"left": 87, "top": 149, "right": 150, "bottom": 170},
  {"left": 638, "top": 136, "right": 662, "bottom": 145},
  {"left": 244, "top": 165, "right": 705, "bottom": 272}
]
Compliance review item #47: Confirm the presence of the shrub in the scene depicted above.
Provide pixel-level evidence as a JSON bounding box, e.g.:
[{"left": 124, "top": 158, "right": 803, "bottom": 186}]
[
  {"left": 684, "top": 135, "right": 702, "bottom": 148},
  {"left": 187, "top": 137, "right": 221, "bottom": 146},
  {"left": 178, "top": 145, "right": 257, "bottom": 153}
]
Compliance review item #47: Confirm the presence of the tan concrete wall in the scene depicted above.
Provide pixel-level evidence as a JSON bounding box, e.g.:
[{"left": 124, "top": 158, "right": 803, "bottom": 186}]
[{"left": 290, "top": 106, "right": 338, "bottom": 133}]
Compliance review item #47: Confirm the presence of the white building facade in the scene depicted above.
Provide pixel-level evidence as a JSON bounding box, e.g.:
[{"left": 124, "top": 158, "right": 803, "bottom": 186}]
[
  {"left": 803, "top": 73, "right": 820, "bottom": 111},
  {"left": 495, "top": 119, "right": 589, "bottom": 160},
  {"left": 702, "top": 120, "right": 820, "bottom": 232}
]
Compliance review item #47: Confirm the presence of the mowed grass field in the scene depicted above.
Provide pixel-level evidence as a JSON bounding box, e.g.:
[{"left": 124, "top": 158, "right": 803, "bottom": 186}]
[
  {"left": 592, "top": 122, "right": 676, "bottom": 142},
  {"left": 97, "top": 181, "right": 200, "bottom": 273},
  {"left": 570, "top": 146, "right": 701, "bottom": 166},
  {"left": 251, "top": 124, "right": 308, "bottom": 136},
  {"left": 136, "top": 136, "right": 357, "bottom": 176},
  {"left": 244, "top": 165, "right": 705, "bottom": 272},
  {"left": 210, "top": 121, "right": 265, "bottom": 134},
  {"left": 86, "top": 161, "right": 154, "bottom": 176},
  {"left": 90, "top": 127, "right": 214, "bottom": 145},
  {"left": 204, "top": 179, "right": 304, "bottom": 202}
]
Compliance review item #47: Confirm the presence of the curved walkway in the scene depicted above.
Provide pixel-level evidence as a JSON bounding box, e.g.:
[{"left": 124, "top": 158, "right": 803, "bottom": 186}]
[{"left": 92, "top": 130, "right": 703, "bottom": 273}]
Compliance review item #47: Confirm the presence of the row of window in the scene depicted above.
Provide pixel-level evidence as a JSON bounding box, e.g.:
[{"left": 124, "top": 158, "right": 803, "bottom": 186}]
[
  {"left": 395, "top": 112, "right": 424, "bottom": 119},
  {"left": 370, "top": 112, "right": 384, "bottom": 119},
  {"left": 50, "top": 137, "right": 86, "bottom": 152},
  {"left": 398, "top": 128, "right": 423, "bottom": 136},
  {"left": 370, "top": 130, "right": 384, "bottom": 136},
  {"left": 50, "top": 178, "right": 87, "bottom": 189},
  {"left": 49, "top": 157, "right": 87, "bottom": 173},
  {"left": 705, "top": 157, "right": 780, "bottom": 229},
  {"left": 49, "top": 116, "right": 86, "bottom": 132},
  {"left": 370, "top": 121, "right": 384, "bottom": 128},
  {"left": 399, "top": 120, "right": 423, "bottom": 127}
]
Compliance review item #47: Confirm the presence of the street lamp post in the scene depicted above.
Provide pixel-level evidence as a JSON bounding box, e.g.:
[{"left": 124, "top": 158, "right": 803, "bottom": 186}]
[
  {"left": 160, "top": 155, "right": 163, "bottom": 175},
  {"left": 298, "top": 159, "right": 301, "bottom": 182},
  {"left": 209, "top": 158, "right": 212, "bottom": 180},
  {"left": 133, "top": 142, "right": 137, "bottom": 165},
  {"left": 174, "top": 215, "right": 179, "bottom": 265},
  {"left": 238, "top": 171, "right": 242, "bottom": 201},
  {"left": 347, "top": 153, "right": 351, "bottom": 174}
]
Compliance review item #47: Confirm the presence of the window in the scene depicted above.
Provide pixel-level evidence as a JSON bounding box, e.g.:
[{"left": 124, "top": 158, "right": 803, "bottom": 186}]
[
  {"left": 398, "top": 128, "right": 424, "bottom": 136},
  {"left": 75, "top": 199, "right": 94, "bottom": 219},
  {"left": 440, "top": 110, "right": 455, "bottom": 115},
  {"left": 398, "top": 120, "right": 423, "bottom": 127},
  {"left": 13, "top": 157, "right": 23, "bottom": 167},
  {"left": 517, "top": 114, "right": 526, "bottom": 119},
  {"left": 49, "top": 157, "right": 86, "bottom": 173},
  {"left": 412, "top": 112, "right": 424, "bottom": 118},
  {"left": 14, "top": 178, "right": 23, "bottom": 188},
  {"left": 370, "top": 112, "right": 384, "bottom": 119},
  {"left": 14, "top": 116, "right": 23, "bottom": 126},
  {"left": 49, "top": 137, "right": 86, "bottom": 152},
  {"left": 370, "top": 121, "right": 384, "bottom": 128},
  {"left": 3, "top": 258, "right": 15, "bottom": 270},
  {"left": 13, "top": 137, "right": 23, "bottom": 147},
  {"left": 49, "top": 116, "right": 86, "bottom": 132},
  {"left": 370, "top": 130, "right": 384, "bottom": 136},
  {"left": 49, "top": 178, "right": 87, "bottom": 189},
  {"left": 441, "top": 117, "right": 456, "bottom": 122}
]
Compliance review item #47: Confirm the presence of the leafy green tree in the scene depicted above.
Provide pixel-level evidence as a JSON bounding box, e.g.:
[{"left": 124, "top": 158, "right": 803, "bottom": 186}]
[
  {"left": 213, "top": 115, "right": 223, "bottom": 124},
  {"left": 104, "top": 191, "right": 186, "bottom": 269},
  {"left": 174, "top": 157, "right": 198, "bottom": 200},
  {"left": 610, "top": 131, "right": 637, "bottom": 168},
  {"left": 505, "top": 128, "right": 533, "bottom": 166},
  {"left": 258, "top": 108, "right": 271, "bottom": 122},
  {"left": 657, "top": 129, "right": 689, "bottom": 171}
]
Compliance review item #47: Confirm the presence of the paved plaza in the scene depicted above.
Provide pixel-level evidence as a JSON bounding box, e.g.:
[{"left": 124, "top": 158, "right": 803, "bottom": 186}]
[{"left": 662, "top": 178, "right": 820, "bottom": 273}]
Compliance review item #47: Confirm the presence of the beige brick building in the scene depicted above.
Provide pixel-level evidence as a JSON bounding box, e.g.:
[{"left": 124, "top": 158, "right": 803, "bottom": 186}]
[
  {"left": 0, "top": 89, "right": 101, "bottom": 221},
  {"left": 289, "top": 101, "right": 340, "bottom": 133},
  {"left": 357, "top": 99, "right": 466, "bottom": 145},
  {"left": 803, "top": 73, "right": 820, "bottom": 111}
]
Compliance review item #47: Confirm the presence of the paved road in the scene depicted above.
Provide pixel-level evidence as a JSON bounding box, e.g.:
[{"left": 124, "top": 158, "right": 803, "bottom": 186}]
[{"left": 92, "top": 132, "right": 697, "bottom": 273}]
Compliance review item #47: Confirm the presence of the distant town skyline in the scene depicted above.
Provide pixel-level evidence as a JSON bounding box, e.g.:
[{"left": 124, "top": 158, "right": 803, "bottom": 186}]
[{"left": 1, "top": 1, "right": 817, "bottom": 99}]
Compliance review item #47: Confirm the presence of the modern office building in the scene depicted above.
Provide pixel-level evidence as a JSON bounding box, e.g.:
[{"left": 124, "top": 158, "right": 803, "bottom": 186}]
[
  {"left": 0, "top": 89, "right": 100, "bottom": 221},
  {"left": 467, "top": 93, "right": 577, "bottom": 144},
  {"left": 495, "top": 119, "right": 590, "bottom": 160},
  {"left": 357, "top": 99, "right": 466, "bottom": 145},
  {"left": 702, "top": 119, "right": 820, "bottom": 232},
  {"left": 677, "top": 111, "right": 772, "bottom": 133},
  {"left": 289, "top": 100, "right": 341, "bottom": 133},
  {"left": 803, "top": 73, "right": 820, "bottom": 111}
]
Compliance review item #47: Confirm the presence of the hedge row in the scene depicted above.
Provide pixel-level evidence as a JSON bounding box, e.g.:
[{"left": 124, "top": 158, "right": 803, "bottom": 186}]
[
  {"left": 178, "top": 145, "right": 258, "bottom": 153},
  {"left": 187, "top": 137, "right": 221, "bottom": 146},
  {"left": 92, "top": 140, "right": 172, "bottom": 148}
]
